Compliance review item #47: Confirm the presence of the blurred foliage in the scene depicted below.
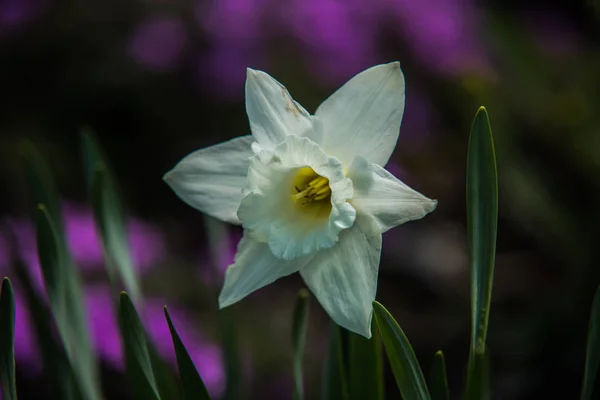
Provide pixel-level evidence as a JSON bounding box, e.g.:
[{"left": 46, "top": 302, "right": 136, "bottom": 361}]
[{"left": 1, "top": 0, "right": 600, "bottom": 399}]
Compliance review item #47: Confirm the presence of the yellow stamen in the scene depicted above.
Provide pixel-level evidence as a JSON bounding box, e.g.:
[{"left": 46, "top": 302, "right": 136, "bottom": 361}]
[{"left": 290, "top": 168, "right": 332, "bottom": 206}]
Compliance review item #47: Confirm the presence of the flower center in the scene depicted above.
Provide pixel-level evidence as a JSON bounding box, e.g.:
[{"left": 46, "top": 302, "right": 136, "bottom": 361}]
[{"left": 290, "top": 167, "right": 332, "bottom": 206}]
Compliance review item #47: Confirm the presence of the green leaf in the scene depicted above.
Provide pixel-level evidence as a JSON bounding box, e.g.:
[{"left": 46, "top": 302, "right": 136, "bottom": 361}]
[
  {"left": 292, "top": 289, "right": 309, "bottom": 400},
  {"left": 0, "top": 278, "right": 17, "bottom": 400},
  {"left": 429, "top": 351, "right": 449, "bottom": 400},
  {"left": 203, "top": 217, "right": 243, "bottom": 400},
  {"left": 165, "top": 307, "right": 212, "bottom": 400},
  {"left": 348, "top": 319, "right": 383, "bottom": 400},
  {"left": 82, "top": 129, "right": 141, "bottom": 304},
  {"left": 465, "top": 106, "right": 498, "bottom": 398},
  {"left": 34, "top": 204, "right": 101, "bottom": 400},
  {"left": 581, "top": 285, "right": 600, "bottom": 400},
  {"left": 12, "top": 257, "right": 78, "bottom": 400},
  {"left": 465, "top": 349, "right": 490, "bottom": 400},
  {"left": 118, "top": 292, "right": 161, "bottom": 400},
  {"left": 321, "top": 323, "right": 349, "bottom": 400},
  {"left": 373, "top": 301, "right": 430, "bottom": 400}
]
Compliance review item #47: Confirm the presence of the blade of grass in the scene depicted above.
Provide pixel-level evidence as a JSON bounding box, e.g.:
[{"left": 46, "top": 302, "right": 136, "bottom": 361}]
[
  {"left": 581, "top": 285, "right": 600, "bottom": 400},
  {"left": 429, "top": 351, "right": 449, "bottom": 400},
  {"left": 118, "top": 292, "right": 161, "bottom": 400},
  {"left": 465, "top": 106, "right": 497, "bottom": 398},
  {"left": 465, "top": 349, "right": 490, "bottom": 400},
  {"left": 321, "top": 323, "right": 349, "bottom": 400},
  {"left": 348, "top": 319, "right": 383, "bottom": 400},
  {"left": 292, "top": 289, "right": 310, "bottom": 400},
  {"left": 0, "top": 278, "right": 17, "bottom": 400},
  {"left": 204, "top": 216, "right": 243, "bottom": 400},
  {"left": 373, "top": 301, "right": 430, "bottom": 400},
  {"left": 12, "top": 256, "right": 78, "bottom": 400},
  {"left": 165, "top": 307, "right": 212, "bottom": 400},
  {"left": 82, "top": 130, "right": 141, "bottom": 304}
]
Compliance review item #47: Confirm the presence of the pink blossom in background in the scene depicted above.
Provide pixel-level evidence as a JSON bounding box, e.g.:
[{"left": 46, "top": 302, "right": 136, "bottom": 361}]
[
  {"left": 0, "top": 0, "right": 42, "bottom": 31},
  {"left": 128, "top": 15, "right": 188, "bottom": 72}
]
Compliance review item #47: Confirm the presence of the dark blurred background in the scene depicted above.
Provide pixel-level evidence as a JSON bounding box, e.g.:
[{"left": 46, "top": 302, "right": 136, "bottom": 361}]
[{"left": 1, "top": 0, "right": 600, "bottom": 399}]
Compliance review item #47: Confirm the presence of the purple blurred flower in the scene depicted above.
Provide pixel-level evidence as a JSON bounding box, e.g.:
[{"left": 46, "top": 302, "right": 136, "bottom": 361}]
[
  {"left": 0, "top": 0, "right": 42, "bottom": 30},
  {"left": 194, "top": 0, "right": 268, "bottom": 99},
  {"left": 128, "top": 15, "right": 188, "bottom": 72}
]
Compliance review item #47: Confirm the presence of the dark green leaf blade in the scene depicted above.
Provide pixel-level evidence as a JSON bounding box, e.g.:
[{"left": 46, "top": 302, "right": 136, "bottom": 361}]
[
  {"left": 581, "top": 285, "right": 600, "bottom": 400},
  {"left": 373, "top": 301, "right": 430, "bottom": 400},
  {"left": 82, "top": 130, "right": 141, "bottom": 304},
  {"left": 164, "top": 307, "right": 211, "bottom": 400},
  {"left": 118, "top": 292, "right": 161, "bottom": 400},
  {"left": 0, "top": 278, "right": 17, "bottom": 400},
  {"left": 465, "top": 349, "right": 490, "bottom": 400},
  {"left": 429, "top": 351, "right": 449, "bottom": 400},
  {"left": 349, "top": 319, "right": 383, "bottom": 400},
  {"left": 292, "top": 289, "right": 309, "bottom": 400},
  {"left": 465, "top": 106, "right": 498, "bottom": 398},
  {"left": 321, "top": 323, "right": 349, "bottom": 400},
  {"left": 35, "top": 205, "right": 102, "bottom": 400}
]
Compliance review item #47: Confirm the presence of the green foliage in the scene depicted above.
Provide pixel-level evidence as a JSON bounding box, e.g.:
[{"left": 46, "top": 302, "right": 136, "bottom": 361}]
[
  {"left": 165, "top": 306, "right": 212, "bottom": 400},
  {"left": 465, "top": 106, "right": 498, "bottom": 398},
  {"left": 24, "top": 143, "right": 102, "bottom": 400},
  {"left": 581, "top": 285, "right": 600, "bottom": 400},
  {"left": 0, "top": 278, "right": 17, "bottom": 400},
  {"left": 321, "top": 323, "right": 349, "bottom": 400},
  {"left": 373, "top": 301, "right": 430, "bottom": 400},
  {"left": 118, "top": 292, "right": 162, "bottom": 400},
  {"left": 81, "top": 129, "right": 141, "bottom": 304},
  {"left": 292, "top": 289, "right": 310, "bottom": 400},
  {"left": 348, "top": 319, "right": 383, "bottom": 400},
  {"left": 429, "top": 351, "right": 449, "bottom": 400}
]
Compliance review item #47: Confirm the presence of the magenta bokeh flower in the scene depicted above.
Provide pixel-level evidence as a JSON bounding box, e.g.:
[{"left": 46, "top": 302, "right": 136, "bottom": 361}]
[{"left": 128, "top": 15, "right": 188, "bottom": 72}]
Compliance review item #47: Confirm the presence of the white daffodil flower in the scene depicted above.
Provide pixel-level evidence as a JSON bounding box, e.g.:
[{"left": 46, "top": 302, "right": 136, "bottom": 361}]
[{"left": 164, "top": 62, "right": 437, "bottom": 338}]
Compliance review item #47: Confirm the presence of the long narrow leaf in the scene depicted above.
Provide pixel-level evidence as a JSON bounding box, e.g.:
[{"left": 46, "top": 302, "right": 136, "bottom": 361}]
[
  {"left": 465, "top": 349, "right": 490, "bottom": 400},
  {"left": 321, "top": 323, "right": 349, "bottom": 400},
  {"left": 429, "top": 351, "right": 449, "bottom": 400},
  {"left": 581, "top": 285, "right": 600, "bottom": 400},
  {"left": 292, "top": 289, "right": 309, "bottom": 400},
  {"left": 165, "top": 307, "right": 211, "bottom": 400},
  {"left": 204, "top": 217, "right": 243, "bottom": 400},
  {"left": 349, "top": 319, "right": 383, "bottom": 400},
  {"left": 13, "top": 257, "right": 77, "bottom": 400},
  {"left": 82, "top": 130, "right": 141, "bottom": 304},
  {"left": 465, "top": 106, "right": 498, "bottom": 398},
  {"left": 373, "top": 301, "right": 430, "bottom": 400},
  {"left": 35, "top": 204, "right": 102, "bottom": 400},
  {"left": 0, "top": 278, "right": 17, "bottom": 400},
  {"left": 119, "top": 292, "right": 161, "bottom": 400}
]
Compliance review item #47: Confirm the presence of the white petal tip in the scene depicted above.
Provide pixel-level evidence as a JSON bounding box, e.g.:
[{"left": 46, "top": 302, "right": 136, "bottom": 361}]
[{"left": 428, "top": 199, "right": 439, "bottom": 213}]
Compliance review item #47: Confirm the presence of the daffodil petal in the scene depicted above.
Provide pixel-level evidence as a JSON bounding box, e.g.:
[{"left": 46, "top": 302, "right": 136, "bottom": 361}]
[
  {"left": 163, "top": 135, "right": 253, "bottom": 225},
  {"left": 299, "top": 215, "right": 382, "bottom": 338},
  {"left": 315, "top": 62, "right": 405, "bottom": 167},
  {"left": 348, "top": 156, "right": 438, "bottom": 233},
  {"left": 245, "top": 68, "right": 314, "bottom": 149},
  {"left": 218, "top": 234, "right": 311, "bottom": 308}
]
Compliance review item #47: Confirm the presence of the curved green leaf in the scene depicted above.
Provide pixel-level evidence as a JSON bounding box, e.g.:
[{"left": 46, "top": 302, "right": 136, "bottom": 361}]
[
  {"left": 581, "top": 285, "right": 600, "bottom": 400},
  {"left": 35, "top": 204, "right": 102, "bottom": 400},
  {"left": 321, "top": 323, "right": 348, "bottom": 400},
  {"left": 118, "top": 292, "right": 161, "bottom": 400},
  {"left": 82, "top": 130, "right": 141, "bottom": 304},
  {"left": 373, "top": 301, "right": 430, "bottom": 400},
  {"left": 429, "top": 351, "right": 449, "bottom": 400},
  {"left": 465, "top": 106, "right": 497, "bottom": 398},
  {"left": 349, "top": 319, "right": 383, "bottom": 400},
  {"left": 292, "top": 289, "right": 309, "bottom": 400},
  {"left": 0, "top": 278, "right": 17, "bottom": 400},
  {"left": 165, "top": 307, "right": 211, "bottom": 400}
]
